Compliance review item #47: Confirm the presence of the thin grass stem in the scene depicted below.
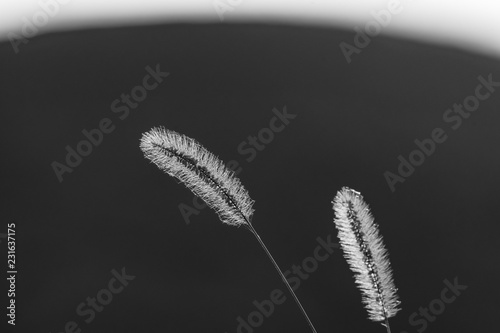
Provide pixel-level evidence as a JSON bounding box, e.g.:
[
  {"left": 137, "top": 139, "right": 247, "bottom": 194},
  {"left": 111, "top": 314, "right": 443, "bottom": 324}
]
[
  {"left": 246, "top": 223, "right": 318, "bottom": 333},
  {"left": 384, "top": 318, "right": 391, "bottom": 333}
]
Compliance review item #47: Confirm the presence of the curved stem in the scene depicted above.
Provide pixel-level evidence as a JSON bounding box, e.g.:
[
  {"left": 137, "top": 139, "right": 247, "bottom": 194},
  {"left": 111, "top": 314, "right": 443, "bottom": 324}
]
[{"left": 246, "top": 223, "right": 318, "bottom": 333}]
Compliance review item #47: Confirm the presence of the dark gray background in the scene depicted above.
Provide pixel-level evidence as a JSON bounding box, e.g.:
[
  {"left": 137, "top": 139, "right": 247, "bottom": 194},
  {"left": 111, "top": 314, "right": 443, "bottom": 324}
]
[{"left": 1, "top": 22, "right": 499, "bottom": 332}]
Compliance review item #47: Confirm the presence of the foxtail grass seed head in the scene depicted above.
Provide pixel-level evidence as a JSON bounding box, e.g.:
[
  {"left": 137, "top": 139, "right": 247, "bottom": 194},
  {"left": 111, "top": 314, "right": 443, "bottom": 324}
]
[
  {"left": 333, "top": 187, "right": 401, "bottom": 323},
  {"left": 140, "top": 127, "right": 254, "bottom": 227},
  {"left": 140, "top": 127, "right": 318, "bottom": 332}
]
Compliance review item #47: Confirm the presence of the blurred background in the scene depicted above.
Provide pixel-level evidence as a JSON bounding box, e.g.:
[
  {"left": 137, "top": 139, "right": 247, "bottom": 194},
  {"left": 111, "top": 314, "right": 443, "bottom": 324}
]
[
  {"left": 2, "top": 0, "right": 500, "bottom": 57},
  {"left": 1, "top": 1, "right": 499, "bottom": 333}
]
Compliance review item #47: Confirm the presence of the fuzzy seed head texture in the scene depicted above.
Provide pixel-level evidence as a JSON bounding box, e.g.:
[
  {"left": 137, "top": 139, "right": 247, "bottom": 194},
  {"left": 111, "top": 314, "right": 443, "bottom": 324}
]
[
  {"left": 140, "top": 127, "right": 254, "bottom": 227},
  {"left": 333, "top": 187, "right": 401, "bottom": 322}
]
